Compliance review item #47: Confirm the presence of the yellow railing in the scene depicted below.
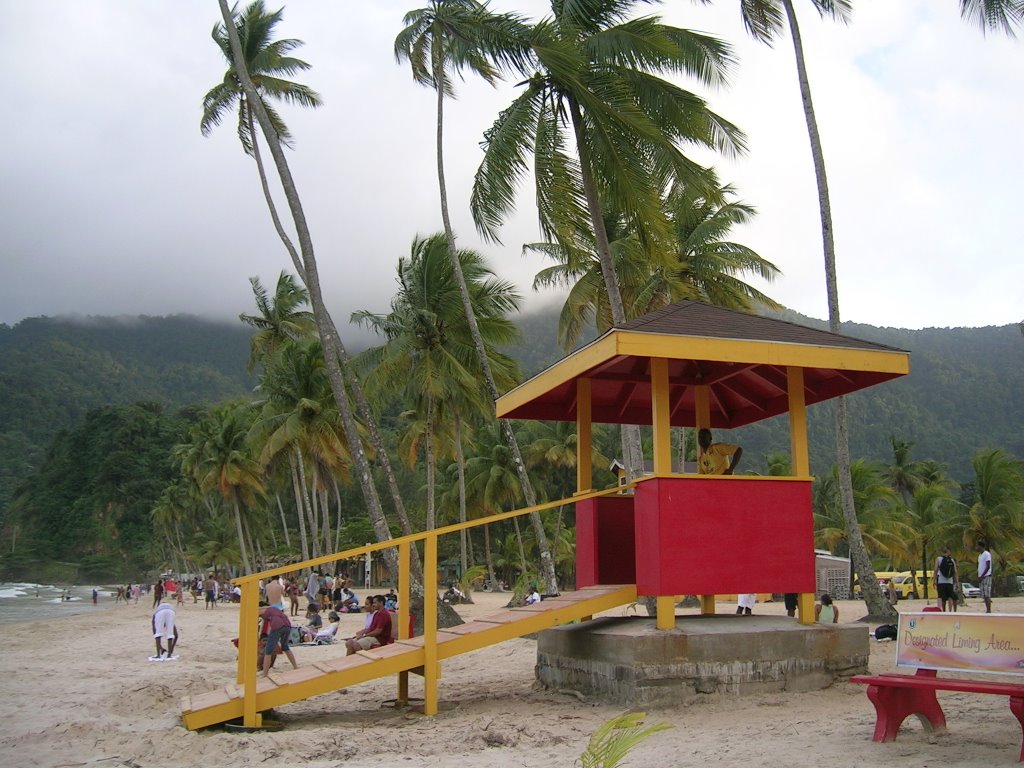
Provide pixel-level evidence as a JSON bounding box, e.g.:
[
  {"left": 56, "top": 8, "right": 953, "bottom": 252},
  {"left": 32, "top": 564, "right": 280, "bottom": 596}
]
[{"left": 230, "top": 482, "right": 635, "bottom": 727}]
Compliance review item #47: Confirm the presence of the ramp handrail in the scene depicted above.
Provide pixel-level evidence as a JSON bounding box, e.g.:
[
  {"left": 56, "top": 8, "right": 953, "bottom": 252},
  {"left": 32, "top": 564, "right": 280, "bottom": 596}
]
[{"left": 231, "top": 481, "right": 636, "bottom": 726}]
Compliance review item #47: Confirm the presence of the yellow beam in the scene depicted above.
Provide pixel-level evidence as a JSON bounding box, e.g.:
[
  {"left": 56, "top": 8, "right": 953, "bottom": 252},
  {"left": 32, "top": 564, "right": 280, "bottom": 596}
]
[
  {"left": 397, "top": 541, "right": 411, "bottom": 704},
  {"left": 655, "top": 595, "right": 675, "bottom": 630},
  {"left": 650, "top": 358, "right": 671, "bottom": 476},
  {"left": 423, "top": 536, "right": 438, "bottom": 715},
  {"left": 576, "top": 378, "right": 592, "bottom": 492},
  {"left": 700, "top": 595, "right": 716, "bottom": 615},
  {"left": 496, "top": 333, "right": 619, "bottom": 417},
  {"left": 614, "top": 332, "right": 910, "bottom": 374},
  {"left": 239, "top": 583, "right": 259, "bottom": 727},
  {"left": 798, "top": 593, "right": 815, "bottom": 625},
  {"left": 787, "top": 366, "right": 810, "bottom": 477}
]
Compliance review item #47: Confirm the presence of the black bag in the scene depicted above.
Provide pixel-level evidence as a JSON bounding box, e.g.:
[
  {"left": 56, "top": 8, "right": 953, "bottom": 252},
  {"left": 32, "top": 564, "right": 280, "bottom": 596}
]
[
  {"left": 939, "top": 556, "right": 955, "bottom": 578},
  {"left": 875, "top": 624, "right": 897, "bottom": 641}
]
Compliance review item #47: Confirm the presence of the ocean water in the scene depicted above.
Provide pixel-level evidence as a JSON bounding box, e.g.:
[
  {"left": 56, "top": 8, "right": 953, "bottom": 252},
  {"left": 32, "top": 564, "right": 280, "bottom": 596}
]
[{"left": 0, "top": 582, "right": 117, "bottom": 625}]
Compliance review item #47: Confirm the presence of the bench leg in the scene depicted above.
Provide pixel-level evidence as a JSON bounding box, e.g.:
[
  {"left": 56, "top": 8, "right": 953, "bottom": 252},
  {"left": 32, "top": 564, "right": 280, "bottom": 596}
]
[
  {"left": 865, "top": 684, "right": 947, "bottom": 742},
  {"left": 1010, "top": 697, "right": 1024, "bottom": 762}
]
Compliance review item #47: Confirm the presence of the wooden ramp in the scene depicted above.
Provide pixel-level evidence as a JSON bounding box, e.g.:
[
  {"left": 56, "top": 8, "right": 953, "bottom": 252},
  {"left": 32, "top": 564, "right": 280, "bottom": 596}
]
[{"left": 181, "top": 584, "right": 636, "bottom": 730}]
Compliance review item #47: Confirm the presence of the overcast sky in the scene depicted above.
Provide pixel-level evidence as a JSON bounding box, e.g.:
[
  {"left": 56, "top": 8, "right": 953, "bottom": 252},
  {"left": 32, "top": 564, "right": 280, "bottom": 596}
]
[{"left": 1, "top": 1, "right": 1020, "bottom": 334}]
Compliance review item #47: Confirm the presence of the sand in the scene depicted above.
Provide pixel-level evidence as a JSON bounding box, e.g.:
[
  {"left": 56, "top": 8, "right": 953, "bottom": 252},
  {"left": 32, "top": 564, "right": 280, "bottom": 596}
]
[{"left": 1, "top": 591, "right": 1021, "bottom": 768}]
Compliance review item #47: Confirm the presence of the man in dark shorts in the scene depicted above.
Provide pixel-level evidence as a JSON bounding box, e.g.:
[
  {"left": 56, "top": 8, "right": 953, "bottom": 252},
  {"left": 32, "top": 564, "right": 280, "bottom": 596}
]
[
  {"left": 934, "top": 546, "right": 959, "bottom": 612},
  {"left": 204, "top": 574, "right": 217, "bottom": 609},
  {"left": 258, "top": 603, "right": 299, "bottom": 676}
]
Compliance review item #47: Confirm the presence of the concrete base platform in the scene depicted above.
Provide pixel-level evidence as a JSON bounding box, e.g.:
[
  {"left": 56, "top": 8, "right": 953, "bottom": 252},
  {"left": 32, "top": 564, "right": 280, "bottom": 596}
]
[{"left": 536, "top": 614, "right": 869, "bottom": 706}]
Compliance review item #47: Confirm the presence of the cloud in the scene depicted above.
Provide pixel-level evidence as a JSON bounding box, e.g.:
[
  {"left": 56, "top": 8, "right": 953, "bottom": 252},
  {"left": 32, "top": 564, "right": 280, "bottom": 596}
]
[{"left": 0, "top": 1, "right": 1020, "bottom": 332}]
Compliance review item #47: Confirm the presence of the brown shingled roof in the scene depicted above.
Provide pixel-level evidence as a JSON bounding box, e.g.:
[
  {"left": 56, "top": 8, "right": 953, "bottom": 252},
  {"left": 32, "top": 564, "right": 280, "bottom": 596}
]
[{"left": 618, "top": 301, "right": 904, "bottom": 353}]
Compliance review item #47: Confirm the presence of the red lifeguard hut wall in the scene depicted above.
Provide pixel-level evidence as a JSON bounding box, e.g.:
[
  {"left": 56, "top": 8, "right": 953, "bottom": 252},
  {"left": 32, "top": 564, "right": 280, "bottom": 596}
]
[{"left": 496, "top": 302, "right": 909, "bottom": 625}]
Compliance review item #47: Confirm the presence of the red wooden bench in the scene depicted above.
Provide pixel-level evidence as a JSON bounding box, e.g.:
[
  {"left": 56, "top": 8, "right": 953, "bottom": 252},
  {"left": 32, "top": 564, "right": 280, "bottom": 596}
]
[{"left": 850, "top": 668, "right": 1024, "bottom": 761}]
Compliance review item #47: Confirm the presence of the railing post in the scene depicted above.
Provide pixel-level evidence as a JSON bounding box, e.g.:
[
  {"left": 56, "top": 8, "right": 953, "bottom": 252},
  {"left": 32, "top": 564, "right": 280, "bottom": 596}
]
[
  {"left": 423, "top": 535, "right": 438, "bottom": 715},
  {"left": 397, "top": 541, "right": 410, "bottom": 704},
  {"left": 239, "top": 583, "right": 260, "bottom": 728}
]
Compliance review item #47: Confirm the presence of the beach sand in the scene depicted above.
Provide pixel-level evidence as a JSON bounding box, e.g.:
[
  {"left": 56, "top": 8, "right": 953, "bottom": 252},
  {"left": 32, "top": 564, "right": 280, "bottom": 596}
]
[{"left": 1, "top": 590, "right": 1020, "bottom": 767}]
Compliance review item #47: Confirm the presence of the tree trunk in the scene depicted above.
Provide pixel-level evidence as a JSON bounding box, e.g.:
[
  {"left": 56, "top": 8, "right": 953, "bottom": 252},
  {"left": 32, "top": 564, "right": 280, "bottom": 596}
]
[
  {"left": 781, "top": 0, "right": 893, "bottom": 620},
  {"left": 289, "top": 452, "right": 310, "bottom": 562},
  {"left": 483, "top": 524, "right": 498, "bottom": 591},
  {"left": 425, "top": 397, "right": 436, "bottom": 531},
  {"left": 567, "top": 97, "right": 644, "bottom": 479},
  {"left": 431, "top": 43, "right": 558, "bottom": 595},
  {"left": 275, "top": 493, "right": 291, "bottom": 549},
  {"left": 455, "top": 416, "right": 468, "bottom": 576},
  {"left": 216, "top": 0, "right": 460, "bottom": 623},
  {"left": 231, "top": 497, "right": 251, "bottom": 575}
]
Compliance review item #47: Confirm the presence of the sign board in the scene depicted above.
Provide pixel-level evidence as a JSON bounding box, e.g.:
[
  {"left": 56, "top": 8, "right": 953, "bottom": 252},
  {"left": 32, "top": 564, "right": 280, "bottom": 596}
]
[{"left": 896, "top": 612, "right": 1024, "bottom": 676}]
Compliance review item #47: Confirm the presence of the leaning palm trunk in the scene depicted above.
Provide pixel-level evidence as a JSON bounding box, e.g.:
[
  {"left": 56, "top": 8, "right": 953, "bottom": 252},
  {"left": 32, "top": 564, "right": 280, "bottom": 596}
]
[
  {"left": 275, "top": 494, "right": 291, "bottom": 549},
  {"left": 568, "top": 98, "right": 645, "bottom": 478},
  {"left": 781, "top": 0, "right": 891, "bottom": 619},
  {"left": 231, "top": 497, "right": 252, "bottom": 575},
  {"left": 432, "top": 48, "right": 558, "bottom": 594},
  {"left": 215, "top": 0, "right": 469, "bottom": 628},
  {"left": 289, "top": 452, "right": 310, "bottom": 562},
  {"left": 455, "top": 415, "right": 468, "bottom": 575}
]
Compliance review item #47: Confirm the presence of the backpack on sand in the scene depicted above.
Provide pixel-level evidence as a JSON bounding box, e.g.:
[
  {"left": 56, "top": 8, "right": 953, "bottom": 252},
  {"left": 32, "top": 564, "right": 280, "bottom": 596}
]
[{"left": 875, "top": 624, "right": 897, "bottom": 641}]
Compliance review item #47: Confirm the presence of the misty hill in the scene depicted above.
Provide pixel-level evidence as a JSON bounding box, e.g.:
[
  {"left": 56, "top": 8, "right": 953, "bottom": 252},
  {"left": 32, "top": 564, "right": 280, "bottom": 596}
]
[
  {"left": 1, "top": 308, "right": 1020, "bottom": 522},
  {"left": 0, "top": 315, "right": 256, "bottom": 512}
]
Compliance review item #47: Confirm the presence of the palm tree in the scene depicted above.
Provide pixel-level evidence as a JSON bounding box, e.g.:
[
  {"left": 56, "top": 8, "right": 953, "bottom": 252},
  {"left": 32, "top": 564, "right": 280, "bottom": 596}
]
[
  {"left": 959, "top": 0, "right": 1024, "bottom": 36},
  {"left": 814, "top": 458, "right": 903, "bottom": 593},
  {"left": 239, "top": 270, "right": 315, "bottom": 372},
  {"left": 186, "top": 402, "right": 266, "bottom": 574},
  {"left": 212, "top": 0, "right": 404, "bottom": 587},
  {"left": 202, "top": 1, "right": 322, "bottom": 279},
  {"left": 250, "top": 337, "right": 350, "bottom": 561},
  {"left": 732, "top": 0, "right": 1023, "bottom": 617},
  {"left": 531, "top": 180, "right": 780, "bottom": 351},
  {"left": 959, "top": 449, "right": 1024, "bottom": 574},
  {"left": 897, "top": 484, "right": 962, "bottom": 600},
  {"left": 396, "top": 1, "right": 563, "bottom": 593},
  {"left": 472, "top": 1, "right": 744, "bottom": 480},
  {"left": 352, "top": 233, "right": 521, "bottom": 531}
]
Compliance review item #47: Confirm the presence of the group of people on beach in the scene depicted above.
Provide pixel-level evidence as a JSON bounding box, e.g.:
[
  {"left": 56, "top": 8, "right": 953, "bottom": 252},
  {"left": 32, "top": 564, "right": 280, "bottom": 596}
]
[{"left": 254, "top": 582, "right": 397, "bottom": 677}]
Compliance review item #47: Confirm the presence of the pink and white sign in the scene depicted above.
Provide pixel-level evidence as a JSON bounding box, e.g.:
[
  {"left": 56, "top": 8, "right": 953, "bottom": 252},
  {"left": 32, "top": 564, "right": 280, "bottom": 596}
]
[{"left": 896, "top": 612, "right": 1024, "bottom": 676}]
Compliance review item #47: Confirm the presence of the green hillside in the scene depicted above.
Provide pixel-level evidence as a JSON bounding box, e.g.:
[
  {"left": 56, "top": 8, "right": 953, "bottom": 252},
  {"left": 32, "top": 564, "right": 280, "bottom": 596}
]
[
  {"left": 0, "top": 315, "right": 255, "bottom": 514},
  {"left": 1, "top": 307, "right": 1019, "bottom": 564}
]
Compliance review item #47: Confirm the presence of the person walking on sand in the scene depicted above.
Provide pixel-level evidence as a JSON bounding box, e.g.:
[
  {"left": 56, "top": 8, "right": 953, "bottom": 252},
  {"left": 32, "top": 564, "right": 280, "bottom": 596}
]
[
  {"left": 258, "top": 604, "right": 299, "bottom": 676},
  {"left": 151, "top": 599, "right": 179, "bottom": 660},
  {"left": 204, "top": 574, "right": 217, "bottom": 609},
  {"left": 697, "top": 429, "right": 742, "bottom": 475},
  {"left": 978, "top": 541, "right": 993, "bottom": 613}
]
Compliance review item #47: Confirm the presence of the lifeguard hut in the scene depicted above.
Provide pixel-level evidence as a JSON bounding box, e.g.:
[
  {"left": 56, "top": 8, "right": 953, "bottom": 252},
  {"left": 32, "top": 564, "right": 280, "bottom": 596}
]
[{"left": 495, "top": 301, "right": 910, "bottom": 702}]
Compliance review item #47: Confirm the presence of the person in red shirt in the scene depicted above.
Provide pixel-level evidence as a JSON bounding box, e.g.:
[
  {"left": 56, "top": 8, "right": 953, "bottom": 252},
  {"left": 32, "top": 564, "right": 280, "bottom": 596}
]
[
  {"left": 258, "top": 604, "right": 299, "bottom": 676},
  {"left": 345, "top": 595, "right": 392, "bottom": 655}
]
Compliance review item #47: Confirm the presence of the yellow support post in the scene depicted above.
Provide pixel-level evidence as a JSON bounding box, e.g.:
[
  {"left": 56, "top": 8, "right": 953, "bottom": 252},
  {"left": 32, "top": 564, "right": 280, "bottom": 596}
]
[
  {"left": 797, "top": 592, "right": 815, "bottom": 625},
  {"left": 655, "top": 595, "right": 675, "bottom": 630},
  {"left": 787, "top": 367, "right": 810, "bottom": 477},
  {"left": 397, "top": 542, "right": 411, "bottom": 704},
  {"left": 423, "top": 535, "right": 438, "bottom": 715},
  {"left": 700, "top": 595, "right": 716, "bottom": 615},
  {"left": 650, "top": 358, "right": 671, "bottom": 476},
  {"left": 576, "top": 378, "right": 593, "bottom": 493},
  {"left": 239, "top": 583, "right": 260, "bottom": 728}
]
